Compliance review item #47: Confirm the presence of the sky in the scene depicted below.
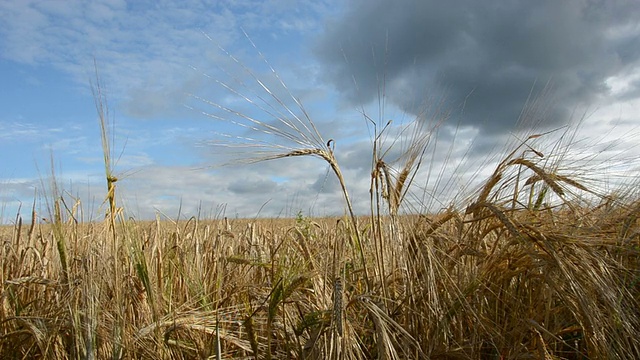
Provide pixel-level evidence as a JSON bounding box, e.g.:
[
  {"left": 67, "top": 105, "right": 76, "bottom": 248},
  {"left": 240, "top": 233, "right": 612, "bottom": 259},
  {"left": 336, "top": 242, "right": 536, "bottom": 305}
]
[{"left": 1, "top": 0, "right": 640, "bottom": 223}]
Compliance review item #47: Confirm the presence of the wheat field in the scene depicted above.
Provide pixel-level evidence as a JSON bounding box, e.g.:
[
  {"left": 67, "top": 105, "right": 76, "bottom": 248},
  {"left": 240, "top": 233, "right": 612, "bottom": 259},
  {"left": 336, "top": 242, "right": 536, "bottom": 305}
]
[{"left": 1, "top": 154, "right": 639, "bottom": 359}]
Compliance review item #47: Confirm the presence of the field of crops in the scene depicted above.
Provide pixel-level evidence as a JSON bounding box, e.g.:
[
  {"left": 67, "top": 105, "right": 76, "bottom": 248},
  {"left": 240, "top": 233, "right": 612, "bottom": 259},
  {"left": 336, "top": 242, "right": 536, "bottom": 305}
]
[{"left": 2, "top": 144, "right": 639, "bottom": 359}]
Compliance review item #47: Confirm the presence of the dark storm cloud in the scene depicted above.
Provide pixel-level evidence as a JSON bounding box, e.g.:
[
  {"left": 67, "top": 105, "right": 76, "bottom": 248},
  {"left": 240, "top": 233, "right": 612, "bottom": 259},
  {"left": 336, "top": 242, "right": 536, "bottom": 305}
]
[{"left": 315, "top": 0, "right": 640, "bottom": 133}]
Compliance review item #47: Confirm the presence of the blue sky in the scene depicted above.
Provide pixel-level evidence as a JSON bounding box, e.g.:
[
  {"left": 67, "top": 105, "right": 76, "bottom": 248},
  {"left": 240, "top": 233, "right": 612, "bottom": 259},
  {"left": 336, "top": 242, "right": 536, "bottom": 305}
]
[{"left": 1, "top": 0, "right": 640, "bottom": 223}]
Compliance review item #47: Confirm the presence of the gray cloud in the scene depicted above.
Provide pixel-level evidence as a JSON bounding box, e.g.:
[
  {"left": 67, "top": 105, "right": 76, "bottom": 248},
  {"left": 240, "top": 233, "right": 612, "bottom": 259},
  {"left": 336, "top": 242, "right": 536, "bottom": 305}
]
[
  {"left": 227, "top": 177, "right": 278, "bottom": 194},
  {"left": 314, "top": 0, "right": 640, "bottom": 134}
]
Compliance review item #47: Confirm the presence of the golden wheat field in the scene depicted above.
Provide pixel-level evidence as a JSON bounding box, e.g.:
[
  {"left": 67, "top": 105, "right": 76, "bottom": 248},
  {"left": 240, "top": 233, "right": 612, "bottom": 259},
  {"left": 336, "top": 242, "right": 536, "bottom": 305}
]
[
  {"left": 5, "top": 1, "right": 640, "bottom": 359},
  {"left": 1, "top": 146, "right": 639, "bottom": 359}
]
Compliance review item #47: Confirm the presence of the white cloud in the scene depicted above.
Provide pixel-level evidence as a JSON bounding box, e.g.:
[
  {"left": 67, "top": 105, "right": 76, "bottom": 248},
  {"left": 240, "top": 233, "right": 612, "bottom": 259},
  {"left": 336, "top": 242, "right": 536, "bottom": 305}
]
[{"left": 0, "top": 0, "right": 334, "bottom": 117}]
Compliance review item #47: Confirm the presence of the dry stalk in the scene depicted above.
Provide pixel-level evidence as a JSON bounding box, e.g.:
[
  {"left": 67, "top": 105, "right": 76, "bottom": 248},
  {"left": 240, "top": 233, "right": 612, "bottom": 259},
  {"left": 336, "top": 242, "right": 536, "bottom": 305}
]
[{"left": 508, "top": 158, "right": 565, "bottom": 197}]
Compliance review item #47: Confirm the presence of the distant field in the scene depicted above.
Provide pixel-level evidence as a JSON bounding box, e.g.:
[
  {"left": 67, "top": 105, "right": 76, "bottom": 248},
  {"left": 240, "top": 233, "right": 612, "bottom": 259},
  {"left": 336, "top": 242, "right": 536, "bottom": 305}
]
[{"left": 1, "top": 170, "right": 639, "bottom": 358}]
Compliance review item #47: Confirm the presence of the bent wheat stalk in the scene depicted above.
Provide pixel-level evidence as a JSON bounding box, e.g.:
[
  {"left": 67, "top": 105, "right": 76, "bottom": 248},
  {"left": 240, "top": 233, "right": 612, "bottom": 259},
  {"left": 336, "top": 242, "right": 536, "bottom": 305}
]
[{"left": 194, "top": 32, "right": 370, "bottom": 287}]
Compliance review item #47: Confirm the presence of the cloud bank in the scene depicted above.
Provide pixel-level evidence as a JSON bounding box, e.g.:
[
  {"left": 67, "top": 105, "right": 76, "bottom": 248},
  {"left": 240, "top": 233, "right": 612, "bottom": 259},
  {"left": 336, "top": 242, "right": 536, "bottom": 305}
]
[{"left": 314, "top": 0, "right": 640, "bottom": 133}]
